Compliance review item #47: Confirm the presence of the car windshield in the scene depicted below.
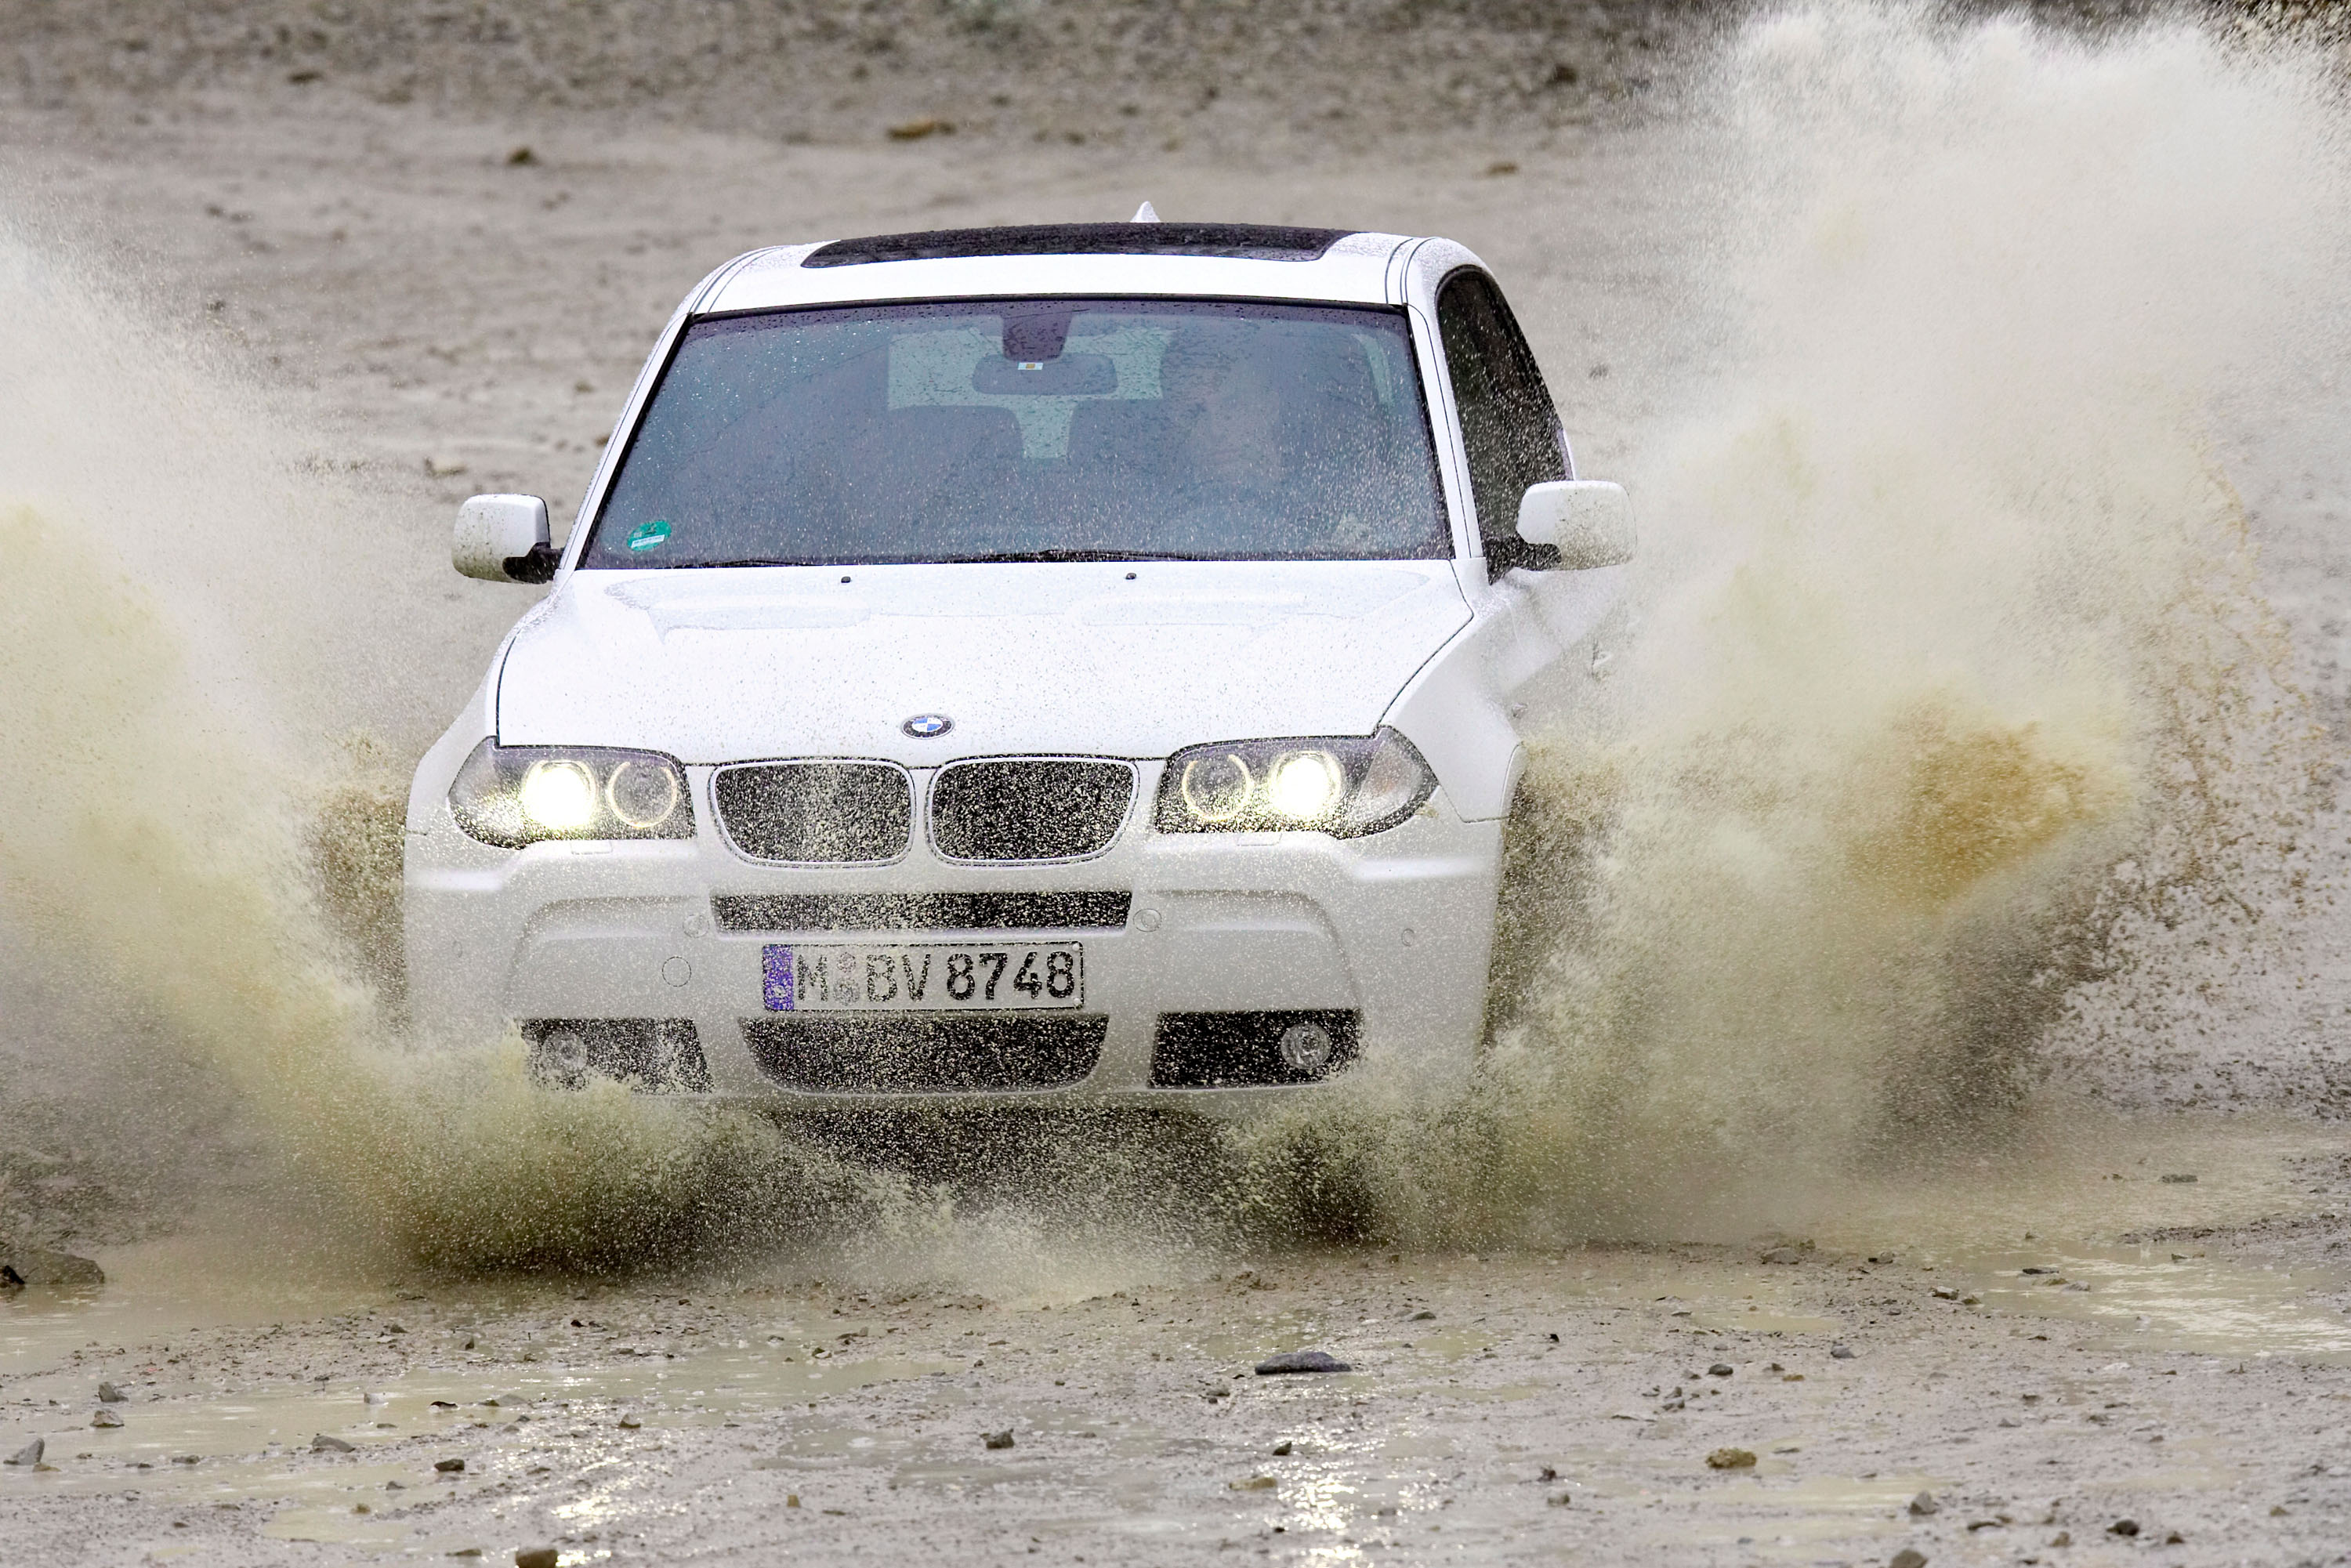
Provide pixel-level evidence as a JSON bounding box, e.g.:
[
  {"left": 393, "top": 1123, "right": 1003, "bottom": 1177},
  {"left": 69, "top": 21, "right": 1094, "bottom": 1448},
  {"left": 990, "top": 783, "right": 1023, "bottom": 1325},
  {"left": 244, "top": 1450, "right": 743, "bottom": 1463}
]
[{"left": 579, "top": 298, "right": 1451, "bottom": 567}]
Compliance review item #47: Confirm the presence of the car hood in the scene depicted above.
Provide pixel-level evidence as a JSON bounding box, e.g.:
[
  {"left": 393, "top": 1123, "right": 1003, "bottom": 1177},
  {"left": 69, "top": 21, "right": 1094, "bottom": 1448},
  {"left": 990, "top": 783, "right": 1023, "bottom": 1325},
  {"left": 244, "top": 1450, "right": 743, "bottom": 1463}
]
[{"left": 494, "top": 560, "right": 1471, "bottom": 765}]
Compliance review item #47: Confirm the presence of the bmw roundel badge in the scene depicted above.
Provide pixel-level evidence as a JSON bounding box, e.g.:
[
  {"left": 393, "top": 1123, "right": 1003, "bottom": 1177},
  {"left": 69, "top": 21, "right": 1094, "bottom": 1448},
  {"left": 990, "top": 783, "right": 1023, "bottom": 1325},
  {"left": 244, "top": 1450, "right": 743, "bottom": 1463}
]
[{"left": 902, "top": 713, "right": 953, "bottom": 739}]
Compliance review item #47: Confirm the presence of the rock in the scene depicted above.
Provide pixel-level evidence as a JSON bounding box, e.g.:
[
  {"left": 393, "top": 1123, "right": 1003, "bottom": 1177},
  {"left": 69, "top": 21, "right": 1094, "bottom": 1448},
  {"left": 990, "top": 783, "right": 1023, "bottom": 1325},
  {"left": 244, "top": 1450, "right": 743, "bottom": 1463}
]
[
  {"left": 1931, "top": 1287, "right": 1959, "bottom": 1300},
  {"left": 1271, "top": 1441, "right": 1292, "bottom": 1456},
  {"left": 313, "top": 1434, "right": 355, "bottom": 1453},
  {"left": 5, "top": 1439, "right": 42, "bottom": 1467},
  {"left": 1229, "top": 1475, "right": 1278, "bottom": 1490},
  {"left": 1407, "top": 1309, "right": 1436, "bottom": 1320},
  {"left": 435, "top": 1457, "right": 466, "bottom": 1472},
  {"left": 1909, "top": 1490, "right": 1940, "bottom": 1515},
  {"left": 1760, "top": 1247, "right": 1805, "bottom": 1264},
  {"left": 2107, "top": 1519, "right": 2139, "bottom": 1537},
  {"left": 1889, "top": 1551, "right": 1929, "bottom": 1568},
  {"left": 1830, "top": 1344, "right": 1856, "bottom": 1360},
  {"left": 96, "top": 1382, "right": 126, "bottom": 1403},
  {"left": 2020, "top": 1266, "right": 2057, "bottom": 1275},
  {"left": 0, "top": 1249, "right": 104, "bottom": 1289},
  {"left": 2049, "top": 1532, "right": 2070, "bottom": 1546},
  {"left": 1255, "top": 1350, "right": 1353, "bottom": 1374},
  {"left": 984, "top": 1430, "right": 1015, "bottom": 1450},
  {"left": 1708, "top": 1363, "right": 1733, "bottom": 1377},
  {"left": 617, "top": 1415, "right": 641, "bottom": 1429},
  {"left": 2163, "top": 1533, "right": 2185, "bottom": 1544},
  {"left": 505, "top": 146, "right": 537, "bottom": 165},
  {"left": 1704, "top": 1448, "right": 1756, "bottom": 1469},
  {"left": 1547, "top": 1490, "right": 1572, "bottom": 1505},
  {"left": 2065, "top": 1282, "right": 2092, "bottom": 1292},
  {"left": 2159, "top": 1174, "right": 2197, "bottom": 1184},
  {"left": 886, "top": 118, "right": 953, "bottom": 141},
  {"left": 1867, "top": 1253, "right": 1897, "bottom": 1265},
  {"left": 90, "top": 1409, "right": 122, "bottom": 1428},
  {"left": 515, "top": 1550, "right": 560, "bottom": 1568}
]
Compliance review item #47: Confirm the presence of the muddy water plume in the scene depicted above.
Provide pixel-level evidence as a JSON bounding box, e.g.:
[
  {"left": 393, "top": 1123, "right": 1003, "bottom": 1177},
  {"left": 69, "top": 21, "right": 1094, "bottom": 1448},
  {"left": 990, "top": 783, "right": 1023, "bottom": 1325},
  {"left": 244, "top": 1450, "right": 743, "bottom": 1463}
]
[
  {"left": 0, "top": 230, "right": 918, "bottom": 1274},
  {"left": 1232, "top": 2, "right": 2346, "bottom": 1248},
  {"left": 0, "top": 504, "right": 897, "bottom": 1270},
  {"left": 2, "top": 2, "right": 2348, "bottom": 1281}
]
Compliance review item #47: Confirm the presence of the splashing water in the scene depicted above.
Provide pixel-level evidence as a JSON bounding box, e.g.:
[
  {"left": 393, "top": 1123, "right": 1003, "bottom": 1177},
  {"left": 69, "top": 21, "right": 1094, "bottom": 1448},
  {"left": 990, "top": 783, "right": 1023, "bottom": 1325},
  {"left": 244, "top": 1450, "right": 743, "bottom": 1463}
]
[
  {"left": 0, "top": 490, "right": 909, "bottom": 1271},
  {"left": 1233, "top": 4, "right": 2346, "bottom": 1247},
  {"left": 2, "top": 4, "right": 2347, "bottom": 1277}
]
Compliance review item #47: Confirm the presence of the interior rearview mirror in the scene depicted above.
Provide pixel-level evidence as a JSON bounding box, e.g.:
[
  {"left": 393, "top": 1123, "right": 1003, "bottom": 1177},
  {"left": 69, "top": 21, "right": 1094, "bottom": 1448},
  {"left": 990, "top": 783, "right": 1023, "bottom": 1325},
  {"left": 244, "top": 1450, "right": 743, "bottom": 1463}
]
[
  {"left": 1515, "top": 480, "right": 1635, "bottom": 571},
  {"left": 453, "top": 494, "right": 558, "bottom": 584}
]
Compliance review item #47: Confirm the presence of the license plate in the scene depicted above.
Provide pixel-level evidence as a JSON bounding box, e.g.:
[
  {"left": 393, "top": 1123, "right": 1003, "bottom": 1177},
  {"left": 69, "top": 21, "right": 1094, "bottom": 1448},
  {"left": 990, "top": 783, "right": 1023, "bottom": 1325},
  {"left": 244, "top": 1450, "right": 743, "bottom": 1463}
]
[{"left": 763, "top": 943, "right": 1083, "bottom": 1012}]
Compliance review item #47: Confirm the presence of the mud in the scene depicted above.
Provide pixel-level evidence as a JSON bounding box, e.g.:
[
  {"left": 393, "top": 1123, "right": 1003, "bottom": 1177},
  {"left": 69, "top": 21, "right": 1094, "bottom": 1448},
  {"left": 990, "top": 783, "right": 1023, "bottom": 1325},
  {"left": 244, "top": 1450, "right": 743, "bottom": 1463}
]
[
  {"left": 12, "top": 1118, "right": 2351, "bottom": 1564},
  {"left": 6, "top": 0, "right": 2351, "bottom": 1562}
]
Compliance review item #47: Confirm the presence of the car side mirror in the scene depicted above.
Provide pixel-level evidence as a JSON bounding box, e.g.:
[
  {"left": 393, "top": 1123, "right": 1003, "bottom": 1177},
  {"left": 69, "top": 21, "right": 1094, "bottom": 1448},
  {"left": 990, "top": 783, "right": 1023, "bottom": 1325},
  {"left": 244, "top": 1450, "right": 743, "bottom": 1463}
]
[
  {"left": 1515, "top": 480, "right": 1635, "bottom": 570},
  {"left": 453, "top": 494, "right": 559, "bottom": 584}
]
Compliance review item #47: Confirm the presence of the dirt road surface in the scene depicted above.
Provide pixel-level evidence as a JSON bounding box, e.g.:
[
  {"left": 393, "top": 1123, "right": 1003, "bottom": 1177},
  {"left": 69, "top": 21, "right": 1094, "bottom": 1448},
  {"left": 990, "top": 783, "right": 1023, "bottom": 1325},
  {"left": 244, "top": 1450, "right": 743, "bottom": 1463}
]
[{"left": 7, "top": 3, "right": 2351, "bottom": 1563}]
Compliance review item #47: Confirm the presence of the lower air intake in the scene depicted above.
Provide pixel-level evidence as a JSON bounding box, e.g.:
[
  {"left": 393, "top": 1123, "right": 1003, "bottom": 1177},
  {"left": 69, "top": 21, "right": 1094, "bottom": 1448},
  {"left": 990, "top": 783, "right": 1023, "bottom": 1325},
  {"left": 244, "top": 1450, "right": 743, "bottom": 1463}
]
[
  {"left": 1150, "top": 1010, "right": 1359, "bottom": 1088},
  {"left": 743, "top": 1014, "right": 1107, "bottom": 1092}
]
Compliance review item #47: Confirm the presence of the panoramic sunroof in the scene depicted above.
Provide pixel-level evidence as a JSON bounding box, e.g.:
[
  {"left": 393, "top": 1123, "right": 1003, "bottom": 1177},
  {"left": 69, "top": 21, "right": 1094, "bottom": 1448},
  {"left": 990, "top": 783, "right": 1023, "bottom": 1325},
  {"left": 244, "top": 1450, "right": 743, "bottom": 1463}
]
[{"left": 801, "top": 222, "right": 1353, "bottom": 267}]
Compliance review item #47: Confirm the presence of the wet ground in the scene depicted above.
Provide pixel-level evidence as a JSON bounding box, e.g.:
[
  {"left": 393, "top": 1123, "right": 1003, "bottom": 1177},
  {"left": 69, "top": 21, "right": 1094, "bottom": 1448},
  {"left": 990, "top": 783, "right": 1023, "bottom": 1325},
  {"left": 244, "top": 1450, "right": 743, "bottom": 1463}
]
[
  {"left": 8, "top": 6, "right": 2351, "bottom": 1564},
  {"left": 7, "top": 1112, "right": 2351, "bottom": 1564}
]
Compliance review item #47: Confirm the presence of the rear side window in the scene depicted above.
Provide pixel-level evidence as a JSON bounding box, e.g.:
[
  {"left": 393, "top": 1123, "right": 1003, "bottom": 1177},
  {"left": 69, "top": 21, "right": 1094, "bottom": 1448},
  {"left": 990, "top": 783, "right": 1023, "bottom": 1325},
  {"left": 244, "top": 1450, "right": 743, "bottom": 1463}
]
[{"left": 1435, "top": 270, "right": 1567, "bottom": 570}]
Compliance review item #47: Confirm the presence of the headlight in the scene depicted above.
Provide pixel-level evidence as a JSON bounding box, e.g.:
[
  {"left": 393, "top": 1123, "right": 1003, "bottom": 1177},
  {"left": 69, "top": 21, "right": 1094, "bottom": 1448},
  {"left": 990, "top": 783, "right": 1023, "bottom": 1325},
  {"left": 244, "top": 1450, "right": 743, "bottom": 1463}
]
[
  {"left": 448, "top": 740, "right": 695, "bottom": 847},
  {"left": 1154, "top": 729, "right": 1436, "bottom": 838}
]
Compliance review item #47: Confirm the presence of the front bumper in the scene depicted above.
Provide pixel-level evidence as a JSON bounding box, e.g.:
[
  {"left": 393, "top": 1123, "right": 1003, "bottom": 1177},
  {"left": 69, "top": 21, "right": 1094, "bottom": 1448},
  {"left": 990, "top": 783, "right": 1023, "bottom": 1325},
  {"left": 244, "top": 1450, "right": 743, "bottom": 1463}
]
[{"left": 402, "top": 760, "right": 1502, "bottom": 1116}]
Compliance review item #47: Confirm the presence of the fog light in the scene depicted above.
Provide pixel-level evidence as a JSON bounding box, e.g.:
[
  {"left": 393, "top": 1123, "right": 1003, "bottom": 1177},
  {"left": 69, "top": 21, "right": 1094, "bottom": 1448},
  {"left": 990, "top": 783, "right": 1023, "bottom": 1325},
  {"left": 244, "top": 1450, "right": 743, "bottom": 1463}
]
[
  {"left": 537, "top": 1026, "right": 588, "bottom": 1086},
  {"left": 1277, "top": 1022, "right": 1335, "bottom": 1074}
]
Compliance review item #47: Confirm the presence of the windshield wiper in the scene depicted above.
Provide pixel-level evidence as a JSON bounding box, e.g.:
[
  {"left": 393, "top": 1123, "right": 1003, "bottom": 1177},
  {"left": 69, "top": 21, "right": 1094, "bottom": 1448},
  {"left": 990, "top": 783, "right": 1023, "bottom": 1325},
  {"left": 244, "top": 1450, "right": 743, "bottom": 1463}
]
[
  {"left": 955, "top": 549, "right": 1212, "bottom": 563},
  {"left": 643, "top": 550, "right": 1212, "bottom": 569},
  {"left": 671, "top": 557, "right": 827, "bottom": 569}
]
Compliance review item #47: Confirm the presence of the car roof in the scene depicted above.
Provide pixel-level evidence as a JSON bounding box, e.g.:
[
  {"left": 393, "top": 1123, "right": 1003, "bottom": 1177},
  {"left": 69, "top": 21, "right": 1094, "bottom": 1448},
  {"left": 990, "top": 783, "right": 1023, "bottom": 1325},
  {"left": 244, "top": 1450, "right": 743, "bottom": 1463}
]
[{"left": 697, "top": 223, "right": 1421, "bottom": 314}]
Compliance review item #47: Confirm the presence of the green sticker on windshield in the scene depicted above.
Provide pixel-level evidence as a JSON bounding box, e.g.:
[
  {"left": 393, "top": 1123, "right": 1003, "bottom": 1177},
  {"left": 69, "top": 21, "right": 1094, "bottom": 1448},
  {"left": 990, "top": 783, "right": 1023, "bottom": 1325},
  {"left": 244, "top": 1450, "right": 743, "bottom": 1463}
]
[{"left": 627, "top": 518, "right": 672, "bottom": 552}]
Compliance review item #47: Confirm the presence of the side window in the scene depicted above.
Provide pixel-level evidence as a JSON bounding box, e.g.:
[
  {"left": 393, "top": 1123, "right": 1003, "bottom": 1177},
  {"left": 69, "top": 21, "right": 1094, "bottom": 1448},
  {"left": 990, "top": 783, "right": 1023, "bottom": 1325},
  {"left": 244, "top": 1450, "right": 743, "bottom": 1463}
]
[{"left": 1435, "top": 270, "right": 1567, "bottom": 571}]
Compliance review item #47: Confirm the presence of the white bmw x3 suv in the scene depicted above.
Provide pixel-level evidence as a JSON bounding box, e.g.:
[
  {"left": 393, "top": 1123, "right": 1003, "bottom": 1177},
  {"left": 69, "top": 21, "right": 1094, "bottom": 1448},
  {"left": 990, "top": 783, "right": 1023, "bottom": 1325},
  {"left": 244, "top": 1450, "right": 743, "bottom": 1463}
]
[{"left": 404, "top": 218, "right": 1632, "bottom": 1114}]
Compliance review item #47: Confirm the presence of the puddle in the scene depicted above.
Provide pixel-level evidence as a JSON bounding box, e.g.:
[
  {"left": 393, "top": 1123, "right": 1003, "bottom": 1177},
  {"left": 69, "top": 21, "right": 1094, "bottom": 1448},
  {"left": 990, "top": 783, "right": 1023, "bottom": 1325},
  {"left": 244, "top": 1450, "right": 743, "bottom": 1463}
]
[
  {"left": 1949, "top": 1244, "right": 2351, "bottom": 1360},
  {"left": 0, "top": 1235, "right": 964, "bottom": 1552},
  {"left": 0, "top": 1231, "right": 385, "bottom": 1378},
  {"left": 1789, "top": 1114, "right": 2351, "bottom": 1363},
  {"left": 1682, "top": 1472, "right": 1945, "bottom": 1559},
  {"left": 0, "top": 1345, "right": 965, "bottom": 1475}
]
